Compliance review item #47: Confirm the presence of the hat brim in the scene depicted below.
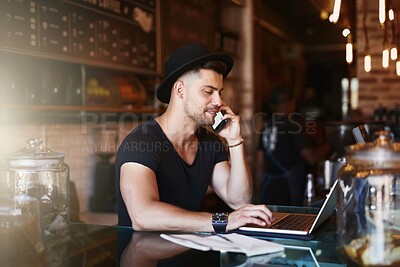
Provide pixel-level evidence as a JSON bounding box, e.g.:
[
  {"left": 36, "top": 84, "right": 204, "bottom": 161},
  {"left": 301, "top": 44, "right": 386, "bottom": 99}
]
[{"left": 156, "top": 53, "right": 233, "bottom": 104}]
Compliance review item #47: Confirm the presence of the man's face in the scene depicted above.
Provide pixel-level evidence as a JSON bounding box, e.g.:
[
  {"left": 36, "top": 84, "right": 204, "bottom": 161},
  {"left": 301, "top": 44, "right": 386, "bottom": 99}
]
[{"left": 182, "top": 69, "right": 224, "bottom": 126}]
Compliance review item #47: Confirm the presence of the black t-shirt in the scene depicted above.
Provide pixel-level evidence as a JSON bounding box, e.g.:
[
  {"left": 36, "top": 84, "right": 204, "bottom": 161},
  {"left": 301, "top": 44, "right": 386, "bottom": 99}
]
[
  {"left": 115, "top": 119, "right": 228, "bottom": 227},
  {"left": 258, "top": 114, "right": 312, "bottom": 173},
  {"left": 258, "top": 114, "right": 314, "bottom": 205}
]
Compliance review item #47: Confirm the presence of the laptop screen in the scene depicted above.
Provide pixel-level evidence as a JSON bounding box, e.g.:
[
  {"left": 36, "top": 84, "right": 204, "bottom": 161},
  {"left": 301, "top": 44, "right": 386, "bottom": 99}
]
[{"left": 308, "top": 179, "right": 338, "bottom": 233}]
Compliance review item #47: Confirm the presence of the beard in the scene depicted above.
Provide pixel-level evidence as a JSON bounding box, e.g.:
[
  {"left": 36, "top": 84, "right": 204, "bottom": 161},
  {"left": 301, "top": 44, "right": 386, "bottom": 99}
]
[{"left": 183, "top": 97, "right": 214, "bottom": 126}]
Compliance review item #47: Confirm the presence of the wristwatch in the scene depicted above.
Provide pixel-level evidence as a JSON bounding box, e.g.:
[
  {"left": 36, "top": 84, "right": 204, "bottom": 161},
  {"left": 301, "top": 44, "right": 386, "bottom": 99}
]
[{"left": 212, "top": 212, "right": 229, "bottom": 233}]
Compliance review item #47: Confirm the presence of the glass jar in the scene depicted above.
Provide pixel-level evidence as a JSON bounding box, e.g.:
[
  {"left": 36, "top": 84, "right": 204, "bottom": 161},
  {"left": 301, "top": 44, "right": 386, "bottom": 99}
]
[
  {"left": 4, "top": 138, "right": 69, "bottom": 240},
  {"left": 337, "top": 131, "right": 400, "bottom": 266},
  {"left": 0, "top": 195, "right": 45, "bottom": 265}
]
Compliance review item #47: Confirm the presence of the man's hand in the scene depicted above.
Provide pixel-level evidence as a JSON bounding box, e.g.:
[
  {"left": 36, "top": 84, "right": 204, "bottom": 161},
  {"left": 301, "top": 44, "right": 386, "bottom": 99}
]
[
  {"left": 218, "top": 105, "right": 242, "bottom": 144},
  {"left": 226, "top": 204, "right": 274, "bottom": 231}
]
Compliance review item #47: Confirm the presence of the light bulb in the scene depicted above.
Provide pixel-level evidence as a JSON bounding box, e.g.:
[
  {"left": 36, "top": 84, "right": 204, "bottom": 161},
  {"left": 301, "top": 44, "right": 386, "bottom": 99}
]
[
  {"left": 396, "top": 61, "right": 400, "bottom": 76},
  {"left": 342, "top": 28, "right": 350, "bottom": 37},
  {"left": 346, "top": 43, "right": 353, "bottom": 63},
  {"left": 379, "top": 0, "right": 386, "bottom": 25},
  {"left": 382, "top": 49, "right": 389, "bottom": 68},
  {"left": 391, "top": 47, "right": 398, "bottom": 60},
  {"left": 389, "top": 9, "right": 395, "bottom": 21},
  {"left": 330, "top": 0, "right": 341, "bottom": 23},
  {"left": 320, "top": 10, "right": 329, "bottom": 20},
  {"left": 364, "top": 55, "right": 371, "bottom": 72},
  {"left": 341, "top": 78, "right": 349, "bottom": 91}
]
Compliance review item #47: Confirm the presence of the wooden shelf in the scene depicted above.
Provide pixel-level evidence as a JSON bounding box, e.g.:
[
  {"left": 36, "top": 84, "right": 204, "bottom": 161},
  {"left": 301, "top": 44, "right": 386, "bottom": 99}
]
[
  {"left": 0, "top": 104, "right": 156, "bottom": 114},
  {"left": 0, "top": 104, "right": 158, "bottom": 124}
]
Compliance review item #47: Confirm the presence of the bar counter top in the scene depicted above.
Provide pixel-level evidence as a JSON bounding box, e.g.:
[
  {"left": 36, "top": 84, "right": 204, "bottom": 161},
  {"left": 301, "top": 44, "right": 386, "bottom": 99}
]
[{"left": 3, "top": 206, "right": 348, "bottom": 266}]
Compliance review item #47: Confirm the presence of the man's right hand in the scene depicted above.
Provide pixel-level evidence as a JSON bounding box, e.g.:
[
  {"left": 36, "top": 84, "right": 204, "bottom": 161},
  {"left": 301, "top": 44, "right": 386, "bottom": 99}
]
[{"left": 226, "top": 204, "right": 274, "bottom": 231}]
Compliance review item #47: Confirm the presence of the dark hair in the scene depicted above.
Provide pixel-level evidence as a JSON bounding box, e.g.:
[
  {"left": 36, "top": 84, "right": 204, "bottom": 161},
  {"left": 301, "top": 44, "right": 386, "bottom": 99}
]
[
  {"left": 270, "top": 85, "right": 294, "bottom": 105},
  {"left": 190, "top": 60, "right": 228, "bottom": 75}
]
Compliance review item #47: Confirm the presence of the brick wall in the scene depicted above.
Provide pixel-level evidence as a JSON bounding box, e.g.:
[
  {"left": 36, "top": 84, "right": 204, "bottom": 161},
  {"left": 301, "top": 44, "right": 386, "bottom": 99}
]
[{"left": 356, "top": 0, "right": 400, "bottom": 117}]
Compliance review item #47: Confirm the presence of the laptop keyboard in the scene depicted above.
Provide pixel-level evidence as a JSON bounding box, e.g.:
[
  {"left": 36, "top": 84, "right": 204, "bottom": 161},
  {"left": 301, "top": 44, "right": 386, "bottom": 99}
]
[{"left": 270, "top": 214, "right": 316, "bottom": 231}]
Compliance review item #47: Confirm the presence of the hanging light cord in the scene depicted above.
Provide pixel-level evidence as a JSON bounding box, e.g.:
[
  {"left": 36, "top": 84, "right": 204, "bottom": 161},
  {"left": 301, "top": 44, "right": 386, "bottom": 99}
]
[{"left": 362, "top": 0, "right": 369, "bottom": 53}]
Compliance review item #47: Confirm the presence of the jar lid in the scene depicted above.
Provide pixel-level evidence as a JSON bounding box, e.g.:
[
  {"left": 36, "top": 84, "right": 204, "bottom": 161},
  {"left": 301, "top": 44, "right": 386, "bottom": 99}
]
[
  {"left": 8, "top": 138, "right": 65, "bottom": 167},
  {"left": 346, "top": 130, "right": 400, "bottom": 168}
]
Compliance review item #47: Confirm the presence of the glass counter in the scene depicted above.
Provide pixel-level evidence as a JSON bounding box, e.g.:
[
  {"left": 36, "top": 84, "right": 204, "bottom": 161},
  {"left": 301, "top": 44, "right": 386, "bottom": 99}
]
[{"left": 0, "top": 205, "right": 347, "bottom": 266}]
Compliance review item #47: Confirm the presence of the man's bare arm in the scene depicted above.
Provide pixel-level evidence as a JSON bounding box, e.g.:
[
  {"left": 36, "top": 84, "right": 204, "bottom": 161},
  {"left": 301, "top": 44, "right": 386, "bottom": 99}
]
[
  {"left": 120, "top": 162, "right": 273, "bottom": 231},
  {"left": 120, "top": 162, "right": 212, "bottom": 231}
]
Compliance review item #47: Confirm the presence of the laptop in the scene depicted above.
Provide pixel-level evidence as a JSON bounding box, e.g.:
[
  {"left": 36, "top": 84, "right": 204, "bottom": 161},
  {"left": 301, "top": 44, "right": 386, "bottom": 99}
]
[
  {"left": 352, "top": 124, "right": 371, "bottom": 144},
  {"left": 237, "top": 179, "right": 338, "bottom": 239}
]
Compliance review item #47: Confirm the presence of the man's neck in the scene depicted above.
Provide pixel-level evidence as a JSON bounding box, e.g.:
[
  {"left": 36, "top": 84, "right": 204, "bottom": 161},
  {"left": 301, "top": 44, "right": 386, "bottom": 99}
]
[
  {"left": 155, "top": 111, "right": 199, "bottom": 165},
  {"left": 155, "top": 111, "right": 198, "bottom": 148}
]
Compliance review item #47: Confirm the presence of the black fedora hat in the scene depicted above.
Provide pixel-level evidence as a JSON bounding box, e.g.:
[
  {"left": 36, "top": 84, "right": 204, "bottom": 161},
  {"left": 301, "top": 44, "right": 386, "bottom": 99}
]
[{"left": 156, "top": 43, "right": 233, "bottom": 103}]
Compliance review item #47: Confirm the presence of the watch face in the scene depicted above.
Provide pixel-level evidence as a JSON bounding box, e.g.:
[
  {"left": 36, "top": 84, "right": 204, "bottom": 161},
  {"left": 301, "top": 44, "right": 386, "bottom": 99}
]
[
  {"left": 212, "top": 212, "right": 228, "bottom": 223},
  {"left": 212, "top": 212, "right": 228, "bottom": 233}
]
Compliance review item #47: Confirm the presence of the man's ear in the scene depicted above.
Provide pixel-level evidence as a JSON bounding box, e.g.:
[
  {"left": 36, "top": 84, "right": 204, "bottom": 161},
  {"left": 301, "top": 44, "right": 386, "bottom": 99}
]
[{"left": 172, "top": 80, "right": 184, "bottom": 99}]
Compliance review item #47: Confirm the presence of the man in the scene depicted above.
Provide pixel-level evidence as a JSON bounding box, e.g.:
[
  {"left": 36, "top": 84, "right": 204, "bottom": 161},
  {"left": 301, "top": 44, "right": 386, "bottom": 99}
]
[
  {"left": 116, "top": 43, "right": 273, "bottom": 232},
  {"left": 256, "top": 85, "right": 331, "bottom": 206}
]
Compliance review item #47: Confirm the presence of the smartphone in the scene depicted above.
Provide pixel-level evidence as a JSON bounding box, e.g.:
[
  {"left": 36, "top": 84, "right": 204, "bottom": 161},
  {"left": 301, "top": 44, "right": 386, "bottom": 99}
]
[{"left": 212, "top": 111, "right": 228, "bottom": 133}]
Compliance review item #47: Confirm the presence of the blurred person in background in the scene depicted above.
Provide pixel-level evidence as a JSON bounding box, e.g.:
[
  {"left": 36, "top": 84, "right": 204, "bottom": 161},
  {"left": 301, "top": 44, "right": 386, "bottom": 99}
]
[{"left": 255, "top": 85, "right": 331, "bottom": 206}]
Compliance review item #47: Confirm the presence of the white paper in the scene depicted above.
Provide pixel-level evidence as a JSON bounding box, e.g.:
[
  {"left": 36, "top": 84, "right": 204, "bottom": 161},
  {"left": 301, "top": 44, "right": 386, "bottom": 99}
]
[{"left": 160, "top": 233, "right": 284, "bottom": 257}]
